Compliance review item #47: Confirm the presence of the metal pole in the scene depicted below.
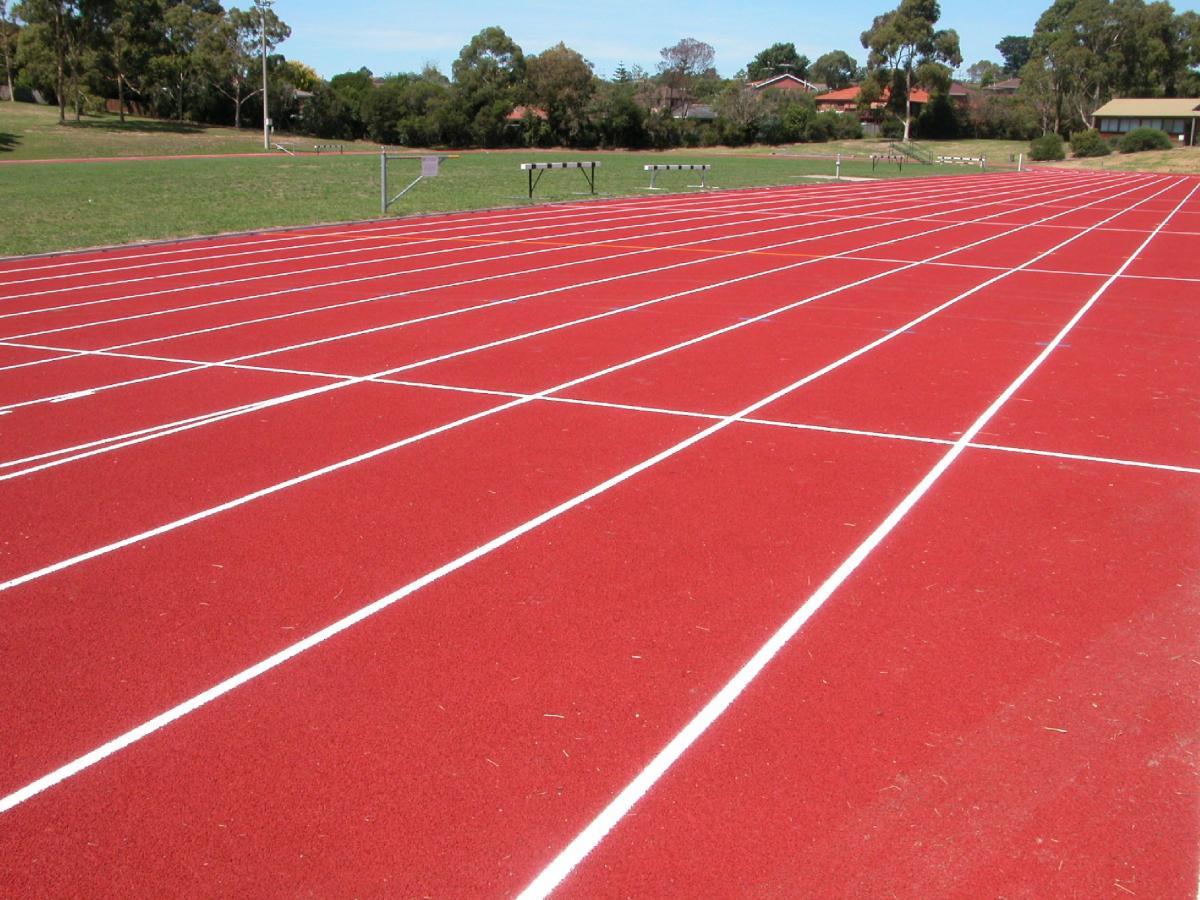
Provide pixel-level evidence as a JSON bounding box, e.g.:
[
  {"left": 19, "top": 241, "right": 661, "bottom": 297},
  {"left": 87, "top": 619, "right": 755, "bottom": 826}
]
[
  {"left": 258, "top": 0, "right": 272, "bottom": 150},
  {"left": 835, "top": 153, "right": 841, "bottom": 181},
  {"left": 380, "top": 149, "right": 387, "bottom": 214}
]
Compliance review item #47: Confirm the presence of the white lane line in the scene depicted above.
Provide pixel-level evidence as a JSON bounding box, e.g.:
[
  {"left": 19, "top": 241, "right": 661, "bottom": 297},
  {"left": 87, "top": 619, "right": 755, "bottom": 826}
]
[
  {"left": 0, "top": 182, "right": 832, "bottom": 282},
  {"left": 1, "top": 177, "right": 1184, "bottom": 820},
  {"left": 829, "top": 254, "right": 1200, "bottom": 284},
  {"left": 0, "top": 189, "right": 835, "bottom": 302},
  {"left": 518, "top": 175, "right": 1200, "bottom": 900},
  {"left": 0, "top": 179, "right": 881, "bottom": 281},
  {"left": 0, "top": 173, "right": 1094, "bottom": 410},
  {"left": 1, "top": 172, "right": 1038, "bottom": 335},
  {"left": 0, "top": 177, "right": 967, "bottom": 293},
  {"left": 10, "top": 354, "right": 1200, "bottom": 482},
  {"left": 0, "top": 173, "right": 990, "bottom": 305},
  {"left": 0, "top": 175, "right": 1174, "bottom": 590},
  {"left": 0, "top": 174, "right": 1152, "bottom": 476},
  {"left": 355, "top": 377, "right": 1200, "bottom": 476}
]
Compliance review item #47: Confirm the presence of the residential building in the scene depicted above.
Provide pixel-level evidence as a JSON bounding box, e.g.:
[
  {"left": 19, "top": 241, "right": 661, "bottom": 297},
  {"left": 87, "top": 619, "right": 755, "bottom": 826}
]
[{"left": 1092, "top": 98, "right": 1200, "bottom": 145}]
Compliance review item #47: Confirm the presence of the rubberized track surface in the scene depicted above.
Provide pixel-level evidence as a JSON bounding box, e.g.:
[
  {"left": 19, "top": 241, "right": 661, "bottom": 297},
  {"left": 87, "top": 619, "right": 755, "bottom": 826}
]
[{"left": 1, "top": 170, "right": 1197, "bottom": 897}]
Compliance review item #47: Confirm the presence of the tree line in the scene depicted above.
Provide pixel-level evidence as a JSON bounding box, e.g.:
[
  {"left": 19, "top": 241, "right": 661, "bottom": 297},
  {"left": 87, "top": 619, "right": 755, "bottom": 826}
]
[
  {"left": 297, "top": 33, "right": 873, "bottom": 150},
  {"left": 1, "top": 0, "right": 1197, "bottom": 147},
  {"left": 1, "top": 0, "right": 302, "bottom": 126}
]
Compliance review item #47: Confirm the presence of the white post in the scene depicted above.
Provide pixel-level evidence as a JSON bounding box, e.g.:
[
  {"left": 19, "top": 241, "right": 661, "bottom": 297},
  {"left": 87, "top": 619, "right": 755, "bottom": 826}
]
[
  {"left": 1017, "top": 152, "right": 1023, "bottom": 173},
  {"left": 835, "top": 153, "right": 841, "bottom": 181},
  {"left": 258, "top": 0, "right": 273, "bottom": 150}
]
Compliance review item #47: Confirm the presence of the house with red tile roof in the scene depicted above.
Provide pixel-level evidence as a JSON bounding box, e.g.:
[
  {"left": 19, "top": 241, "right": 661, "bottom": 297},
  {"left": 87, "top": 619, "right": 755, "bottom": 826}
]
[
  {"left": 505, "top": 105, "right": 548, "bottom": 123},
  {"left": 814, "top": 85, "right": 931, "bottom": 115}
]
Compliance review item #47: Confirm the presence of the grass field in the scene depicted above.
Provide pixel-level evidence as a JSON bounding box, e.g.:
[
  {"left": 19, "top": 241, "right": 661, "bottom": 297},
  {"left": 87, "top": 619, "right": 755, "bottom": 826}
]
[
  {"left": 1052, "top": 146, "right": 1200, "bottom": 173},
  {"left": 0, "top": 100, "right": 1028, "bottom": 257},
  {"left": 0, "top": 101, "right": 381, "bottom": 159},
  {"left": 772, "top": 136, "right": 1032, "bottom": 162}
]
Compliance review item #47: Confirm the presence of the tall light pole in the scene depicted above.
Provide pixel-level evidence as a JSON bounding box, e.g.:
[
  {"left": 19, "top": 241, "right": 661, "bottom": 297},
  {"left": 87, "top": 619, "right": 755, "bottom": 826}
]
[{"left": 257, "top": 0, "right": 273, "bottom": 149}]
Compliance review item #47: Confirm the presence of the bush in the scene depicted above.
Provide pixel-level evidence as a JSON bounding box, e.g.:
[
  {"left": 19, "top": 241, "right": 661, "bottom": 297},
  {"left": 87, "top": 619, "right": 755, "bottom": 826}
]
[
  {"left": 1030, "top": 133, "right": 1065, "bottom": 161},
  {"left": 968, "top": 95, "right": 1039, "bottom": 140},
  {"left": 1070, "top": 129, "right": 1111, "bottom": 157},
  {"left": 880, "top": 115, "right": 904, "bottom": 139},
  {"left": 1118, "top": 127, "right": 1174, "bottom": 153},
  {"left": 832, "top": 114, "right": 864, "bottom": 140}
]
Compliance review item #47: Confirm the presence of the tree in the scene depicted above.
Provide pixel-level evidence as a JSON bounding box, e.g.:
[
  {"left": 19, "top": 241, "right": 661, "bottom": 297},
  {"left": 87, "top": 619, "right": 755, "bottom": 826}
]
[
  {"left": 657, "top": 36, "right": 714, "bottom": 115},
  {"left": 451, "top": 25, "right": 523, "bottom": 99},
  {"left": 659, "top": 36, "right": 714, "bottom": 78},
  {"left": 811, "top": 49, "right": 857, "bottom": 88},
  {"left": 13, "top": 0, "right": 83, "bottom": 122},
  {"left": 967, "top": 58, "right": 1003, "bottom": 85},
  {"left": 275, "top": 57, "right": 316, "bottom": 91},
  {"left": 861, "top": 0, "right": 961, "bottom": 141},
  {"left": 101, "top": 0, "right": 163, "bottom": 122},
  {"left": 0, "top": 0, "right": 19, "bottom": 101},
  {"left": 746, "top": 41, "right": 808, "bottom": 80},
  {"left": 451, "top": 25, "right": 524, "bottom": 146},
  {"left": 995, "top": 35, "right": 1031, "bottom": 75},
  {"left": 526, "top": 42, "right": 596, "bottom": 145},
  {"left": 590, "top": 78, "right": 647, "bottom": 148},
  {"left": 149, "top": 0, "right": 219, "bottom": 121},
  {"left": 203, "top": 4, "right": 288, "bottom": 128},
  {"left": 715, "top": 81, "right": 761, "bottom": 144},
  {"left": 295, "top": 79, "right": 355, "bottom": 138}
]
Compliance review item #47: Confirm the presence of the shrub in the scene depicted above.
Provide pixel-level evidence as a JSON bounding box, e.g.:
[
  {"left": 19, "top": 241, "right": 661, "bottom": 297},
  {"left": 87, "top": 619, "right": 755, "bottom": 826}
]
[
  {"left": 1118, "top": 127, "right": 1174, "bottom": 153},
  {"left": 1070, "top": 128, "right": 1111, "bottom": 157},
  {"left": 880, "top": 115, "right": 904, "bottom": 139},
  {"left": 1030, "top": 133, "right": 1065, "bottom": 161},
  {"left": 832, "top": 114, "right": 864, "bottom": 140}
]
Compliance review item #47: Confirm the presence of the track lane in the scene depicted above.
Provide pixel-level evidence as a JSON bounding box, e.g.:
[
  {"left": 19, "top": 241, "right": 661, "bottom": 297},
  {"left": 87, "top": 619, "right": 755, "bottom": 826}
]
[
  {"left": 0, "top": 422, "right": 945, "bottom": 895},
  {"left": 987, "top": 277, "right": 1200, "bottom": 469},
  {"left": 0, "top": 170, "right": 1190, "bottom": 900},
  {"left": 546, "top": 452, "right": 1199, "bottom": 898},
  {"left": 0, "top": 172, "right": 1142, "bottom": 465},
  {"left": 2, "top": 173, "right": 1051, "bottom": 342}
]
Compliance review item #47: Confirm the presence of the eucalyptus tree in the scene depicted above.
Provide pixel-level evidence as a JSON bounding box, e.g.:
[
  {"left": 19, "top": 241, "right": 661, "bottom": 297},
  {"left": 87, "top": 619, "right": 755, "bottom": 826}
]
[
  {"left": 860, "top": 0, "right": 961, "bottom": 141},
  {"left": 0, "top": 0, "right": 18, "bottom": 101},
  {"left": 525, "top": 41, "right": 596, "bottom": 145},
  {"left": 203, "top": 3, "right": 287, "bottom": 127},
  {"left": 451, "top": 25, "right": 524, "bottom": 146},
  {"left": 13, "top": 0, "right": 83, "bottom": 121}
]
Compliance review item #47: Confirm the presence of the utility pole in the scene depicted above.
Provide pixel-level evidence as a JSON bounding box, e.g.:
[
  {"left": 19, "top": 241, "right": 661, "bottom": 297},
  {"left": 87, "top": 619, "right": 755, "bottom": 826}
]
[{"left": 258, "top": 0, "right": 273, "bottom": 149}]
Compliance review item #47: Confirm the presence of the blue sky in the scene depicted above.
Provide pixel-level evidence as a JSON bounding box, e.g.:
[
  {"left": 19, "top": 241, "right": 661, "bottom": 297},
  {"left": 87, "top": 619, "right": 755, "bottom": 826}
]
[{"left": 266, "top": 0, "right": 1198, "bottom": 81}]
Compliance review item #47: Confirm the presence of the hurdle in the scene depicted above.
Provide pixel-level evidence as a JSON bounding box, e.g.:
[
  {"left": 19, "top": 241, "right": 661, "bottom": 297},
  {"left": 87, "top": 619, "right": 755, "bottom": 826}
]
[
  {"left": 380, "top": 150, "right": 455, "bottom": 213},
  {"left": 870, "top": 153, "right": 905, "bottom": 172},
  {"left": 313, "top": 143, "right": 344, "bottom": 155},
  {"left": 935, "top": 155, "right": 987, "bottom": 170},
  {"left": 520, "top": 161, "right": 600, "bottom": 199},
  {"left": 643, "top": 163, "right": 711, "bottom": 190}
]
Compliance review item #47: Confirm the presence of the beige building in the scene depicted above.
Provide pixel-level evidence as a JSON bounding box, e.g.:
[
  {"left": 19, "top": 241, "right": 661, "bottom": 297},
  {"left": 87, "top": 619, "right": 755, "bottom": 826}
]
[{"left": 1091, "top": 98, "right": 1200, "bottom": 145}]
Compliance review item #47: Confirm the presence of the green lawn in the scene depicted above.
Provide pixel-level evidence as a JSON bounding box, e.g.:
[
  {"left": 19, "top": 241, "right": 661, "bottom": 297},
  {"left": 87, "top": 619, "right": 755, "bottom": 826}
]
[
  {"left": 1051, "top": 146, "right": 1200, "bottom": 173},
  {"left": 2, "top": 100, "right": 1023, "bottom": 257},
  {"left": 0, "top": 100, "right": 380, "bottom": 160},
  {"left": 772, "top": 136, "right": 1032, "bottom": 163},
  {"left": 2, "top": 150, "right": 998, "bottom": 257}
]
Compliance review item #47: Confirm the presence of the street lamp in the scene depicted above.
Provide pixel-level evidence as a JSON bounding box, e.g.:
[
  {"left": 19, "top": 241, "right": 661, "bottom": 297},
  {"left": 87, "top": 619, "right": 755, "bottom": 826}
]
[{"left": 256, "top": 0, "right": 273, "bottom": 149}]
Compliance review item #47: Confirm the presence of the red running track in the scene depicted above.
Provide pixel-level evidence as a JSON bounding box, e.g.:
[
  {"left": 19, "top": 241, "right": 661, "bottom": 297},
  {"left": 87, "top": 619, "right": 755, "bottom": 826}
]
[{"left": 0, "top": 170, "right": 1197, "bottom": 898}]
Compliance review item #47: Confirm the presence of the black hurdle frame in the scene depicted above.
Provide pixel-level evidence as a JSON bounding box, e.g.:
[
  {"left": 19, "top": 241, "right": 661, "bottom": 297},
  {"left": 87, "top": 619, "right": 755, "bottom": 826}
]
[{"left": 525, "top": 162, "right": 599, "bottom": 200}]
